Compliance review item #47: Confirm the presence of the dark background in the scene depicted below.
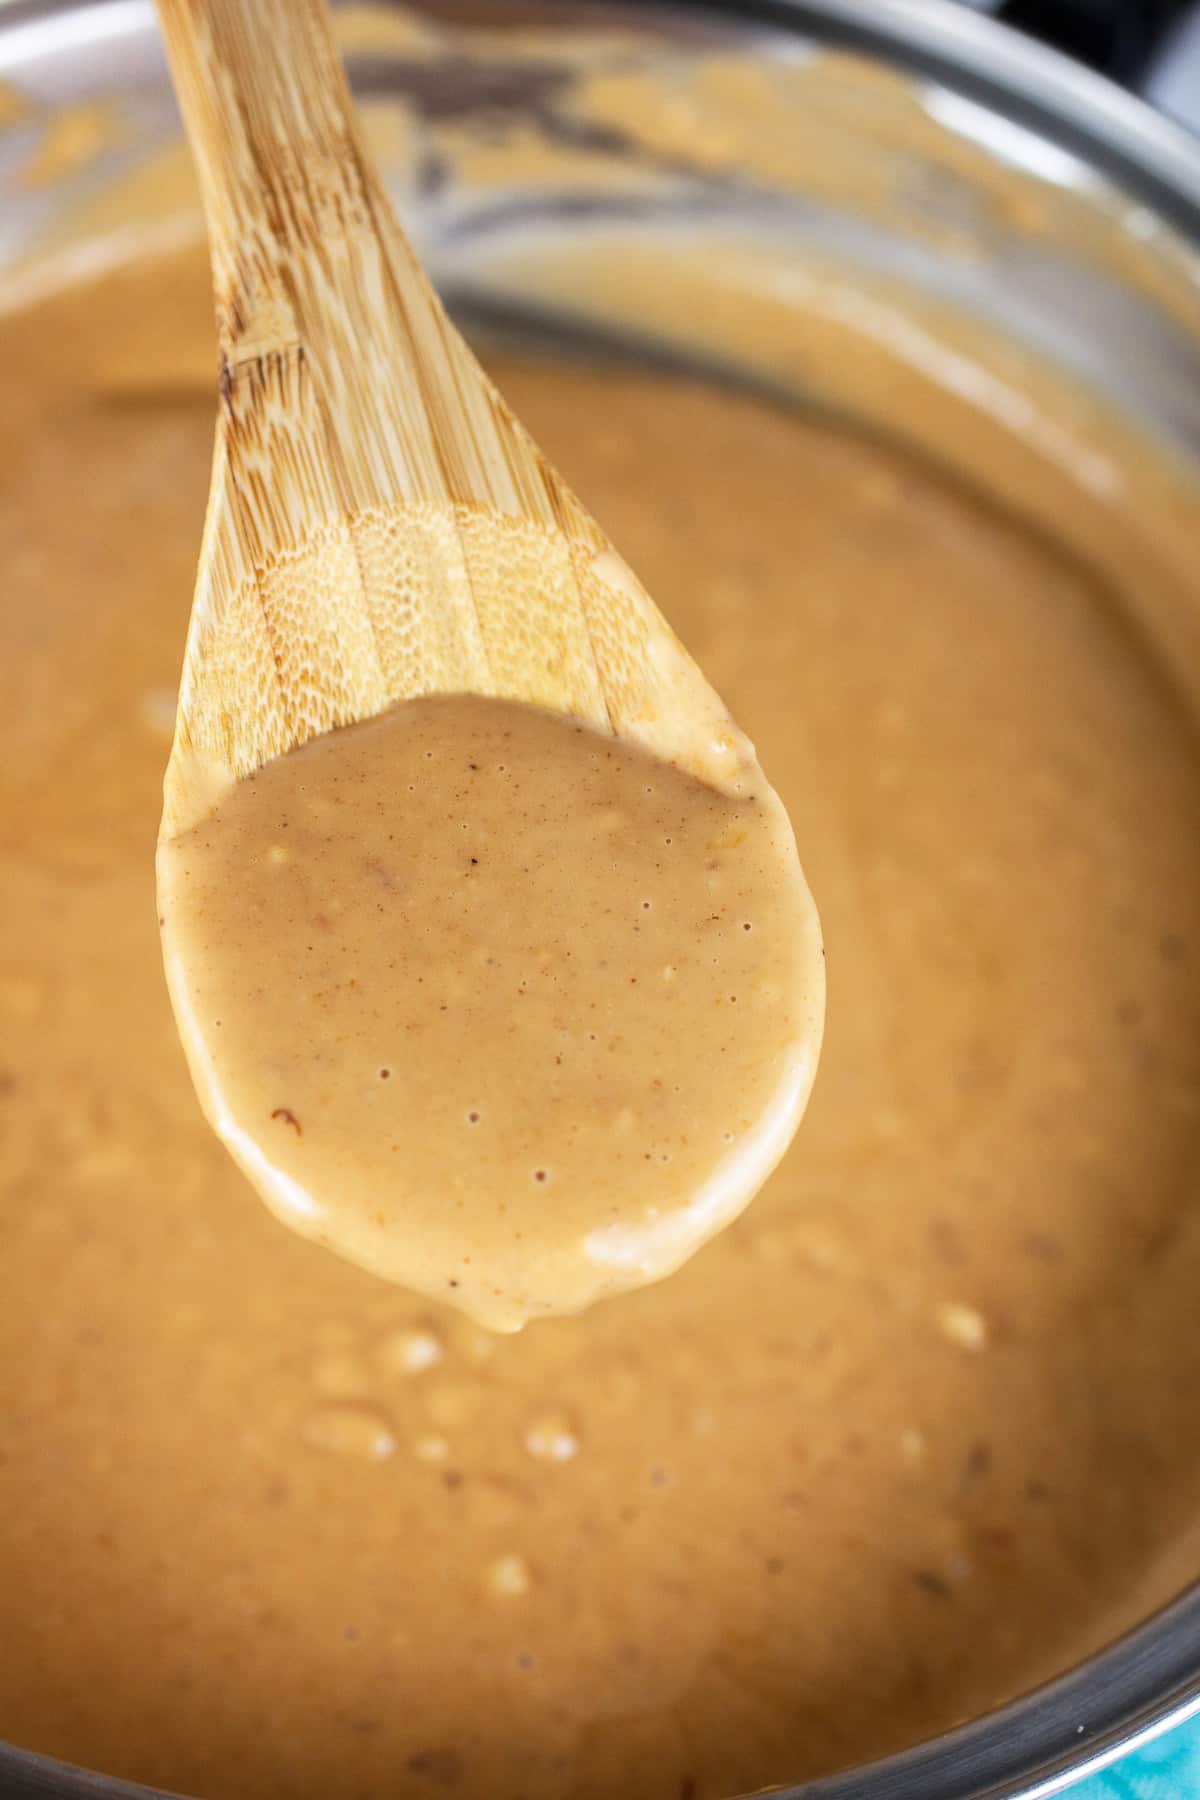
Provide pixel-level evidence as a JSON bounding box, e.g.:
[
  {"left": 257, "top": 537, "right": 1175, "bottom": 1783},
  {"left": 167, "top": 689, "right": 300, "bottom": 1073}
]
[{"left": 991, "top": 0, "right": 1190, "bottom": 86}]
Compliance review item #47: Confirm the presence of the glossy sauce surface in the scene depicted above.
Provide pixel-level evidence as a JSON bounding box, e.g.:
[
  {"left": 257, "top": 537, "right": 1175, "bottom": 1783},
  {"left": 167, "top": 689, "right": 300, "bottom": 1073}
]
[
  {"left": 158, "top": 695, "right": 821, "bottom": 1329},
  {"left": 2, "top": 250, "right": 1200, "bottom": 1800}
]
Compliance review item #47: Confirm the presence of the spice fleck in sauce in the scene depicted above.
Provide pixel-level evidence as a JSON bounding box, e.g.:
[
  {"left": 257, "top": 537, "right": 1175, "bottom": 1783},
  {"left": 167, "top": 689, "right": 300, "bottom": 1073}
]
[{"left": 157, "top": 695, "right": 822, "bottom": 1329}]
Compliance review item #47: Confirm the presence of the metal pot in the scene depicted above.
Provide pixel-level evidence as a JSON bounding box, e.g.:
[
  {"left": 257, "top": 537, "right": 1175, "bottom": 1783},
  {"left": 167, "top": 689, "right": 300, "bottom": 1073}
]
[{"left": 1, "top": 2, "right": 1198, "bottom": 1795}]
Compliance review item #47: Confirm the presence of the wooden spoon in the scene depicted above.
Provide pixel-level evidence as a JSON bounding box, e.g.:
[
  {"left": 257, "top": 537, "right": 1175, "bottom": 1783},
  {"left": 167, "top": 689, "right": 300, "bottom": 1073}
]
[
  {"left": 155, "top": 0, "right": 756, "bottom": 841},
  {"left": 154, "top": 0, "right": 824, "bottom": 1326}
]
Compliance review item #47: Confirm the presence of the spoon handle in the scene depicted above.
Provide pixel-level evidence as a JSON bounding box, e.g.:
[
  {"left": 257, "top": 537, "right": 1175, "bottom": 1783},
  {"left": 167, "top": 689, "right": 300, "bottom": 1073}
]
[
  {"left": 155, "top": 0, "right": 577, "bottom": 525},
  {"left": 156, "top": 0, "right": 732, "bottom": 847}
]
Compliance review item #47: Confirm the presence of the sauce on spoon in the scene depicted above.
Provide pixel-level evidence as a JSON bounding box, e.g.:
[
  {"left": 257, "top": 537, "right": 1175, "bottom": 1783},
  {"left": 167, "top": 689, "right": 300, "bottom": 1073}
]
[{"left": 158, "top": 692, "right": 823, "bottom": 1329}]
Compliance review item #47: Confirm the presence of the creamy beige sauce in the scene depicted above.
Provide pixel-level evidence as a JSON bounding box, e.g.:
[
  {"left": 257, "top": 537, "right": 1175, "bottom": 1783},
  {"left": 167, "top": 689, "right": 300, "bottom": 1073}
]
[
  {"left": 158, "top": 695, "right": 821, "bottom": 1329},
  {"left": 3, "top": 247, "right": 1200, "bottom": 1799}
]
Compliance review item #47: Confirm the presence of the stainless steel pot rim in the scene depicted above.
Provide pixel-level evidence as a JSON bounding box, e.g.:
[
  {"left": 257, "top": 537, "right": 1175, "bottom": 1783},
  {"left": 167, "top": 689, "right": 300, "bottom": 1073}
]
[
  {"left": 664, "top": 0, "right": 1200, "bottom": 232},
  {"left": 0, "top": 1, "right": 1198, "bottom": 1797},
  {"left": 5, "top": 0, "right": 1200, "bottom": 225}
]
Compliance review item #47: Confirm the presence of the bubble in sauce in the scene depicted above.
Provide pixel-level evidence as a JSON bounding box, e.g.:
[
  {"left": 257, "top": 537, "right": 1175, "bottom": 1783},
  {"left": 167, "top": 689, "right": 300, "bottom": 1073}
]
[
  {"left": 486, "top": 1553, "right": 532, "bottom": 1599},
  {"left": 523, "top": 1412, "right": 580, "bottom": 1464},
  {"left": 301, "top": 1402, "right": 397, "bottom": 1462},
  {"left": 936, "top": 1301, "right": 989, "bottom": 1352},
  {"left": 377, "top": 1326, "right": 443, "bottom": 1376}
]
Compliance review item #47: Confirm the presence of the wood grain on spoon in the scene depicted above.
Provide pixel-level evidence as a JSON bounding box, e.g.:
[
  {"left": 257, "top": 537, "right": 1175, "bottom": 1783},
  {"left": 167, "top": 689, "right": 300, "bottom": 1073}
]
[
  {"left": 156, "top": 0, "right": 750, "bottom": 838},
  {"left": 155, "top": 0, "right": 824, "bottom": 1326}
]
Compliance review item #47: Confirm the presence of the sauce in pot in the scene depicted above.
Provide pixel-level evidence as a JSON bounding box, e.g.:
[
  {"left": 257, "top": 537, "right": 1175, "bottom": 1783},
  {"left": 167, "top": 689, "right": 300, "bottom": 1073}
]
[{"left": 1, "top": 245, "right": 1200, "bottom": 1799}]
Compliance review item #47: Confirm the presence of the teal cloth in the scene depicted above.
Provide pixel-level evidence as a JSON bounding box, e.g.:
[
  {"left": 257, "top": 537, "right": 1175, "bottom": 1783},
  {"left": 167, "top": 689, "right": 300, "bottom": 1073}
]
[{"left": 1068, "top": 1714, "right": 1200, "bottom": 1796}]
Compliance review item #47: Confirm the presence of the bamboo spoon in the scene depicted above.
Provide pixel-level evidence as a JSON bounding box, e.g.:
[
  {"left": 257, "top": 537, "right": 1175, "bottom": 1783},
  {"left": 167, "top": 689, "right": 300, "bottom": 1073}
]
[
  {"left": 155, "top": 0, "right": 755, "bottom": 841},
  {"left": 155, "top": 0, "right": 824, "bottom": 1327}
]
